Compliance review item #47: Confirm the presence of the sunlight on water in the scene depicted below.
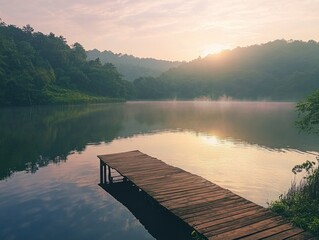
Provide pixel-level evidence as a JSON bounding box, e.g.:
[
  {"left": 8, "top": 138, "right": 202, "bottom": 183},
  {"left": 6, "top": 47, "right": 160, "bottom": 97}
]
[
  {"left": 97, "top": 131, "right": 314, "bottom": 207},
  {"left": 0, "top": 102, "right": 318, "bottom": 239},
  {"left": 201, "top": 135, "right": 221, "bottom": 146}
]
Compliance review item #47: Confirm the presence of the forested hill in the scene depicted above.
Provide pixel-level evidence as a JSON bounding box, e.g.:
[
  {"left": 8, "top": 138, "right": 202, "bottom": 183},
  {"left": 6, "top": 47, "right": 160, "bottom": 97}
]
[
  {"left": 87, "top": 49, "right": 182, "bottom": 81},
  {"left": 1, "top": 19, "right": 319, "bottom": 106},
  {"left": 134, "top": 40, "right": 319, "bottom": 101},
  {"left": 0, "top": 21, "right": 132, "bottom": 106}
]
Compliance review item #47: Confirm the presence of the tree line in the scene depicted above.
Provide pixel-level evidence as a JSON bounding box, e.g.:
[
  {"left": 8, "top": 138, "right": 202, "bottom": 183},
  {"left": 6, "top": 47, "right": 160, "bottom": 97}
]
[
  {"left": 87, "top": 49, "right": 182, "bottom": 81},
  {"left": 0, "top": 20, "right": 132, "bottom": 106},
  {"left": 133, "top": 40, "right": 319, "bottom": 101},
  {"left": 1, "top": 19, "right": 319, "bottom": 106}
]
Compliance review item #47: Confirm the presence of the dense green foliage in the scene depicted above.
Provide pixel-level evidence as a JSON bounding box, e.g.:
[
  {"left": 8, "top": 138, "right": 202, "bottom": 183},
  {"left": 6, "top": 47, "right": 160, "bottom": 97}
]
[
  {"left": 2, "top": 18, "right": 319, "bottom": 105},
  {"left": 0, "top": 20, "right": 130, "bottom": 106},
  {"left": 296, "top": 90, "right": 319, "bottom": 133},
  {"left": 87, "top": 49, "right": 182, "bottom": 81},
  {"left": 269, "top": 160, "right": 319, "bottom": 236},
  {"left": 269, "top": 91, "right": 319, "bottom": 236},
  {"left": 133, "top": 40, "right": 319, "bottom": 101}
]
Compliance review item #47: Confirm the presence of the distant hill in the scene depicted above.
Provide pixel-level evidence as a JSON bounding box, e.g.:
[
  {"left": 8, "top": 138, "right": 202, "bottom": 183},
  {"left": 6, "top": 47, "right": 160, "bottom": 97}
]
[
  {"left": 2, "top": 19, "right": 319, "bottom": 105},
  {"left": 87, "top": 49, "right": 183, "bottom": 81},
  {"left": 133, "top": 40, "right": 319, "bottom": 101}
]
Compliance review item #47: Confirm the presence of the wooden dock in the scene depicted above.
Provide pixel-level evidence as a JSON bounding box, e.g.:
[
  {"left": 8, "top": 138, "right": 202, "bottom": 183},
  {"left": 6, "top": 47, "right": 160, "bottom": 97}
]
[{"left": 98, "top": 150, "right": 315, "bottom": 240}]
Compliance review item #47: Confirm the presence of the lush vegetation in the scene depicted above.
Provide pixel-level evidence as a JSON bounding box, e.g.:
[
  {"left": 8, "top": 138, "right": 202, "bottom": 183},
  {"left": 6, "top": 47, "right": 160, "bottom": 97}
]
[
  {"left": 269, "top": 91, "right": 319, "bottom": 236},
  {"left": 87, "top": 49, "right": 182, "bottom": 81},
  {"left": 2, "top": 18, "right": 319, "bottom": 106},
  {"left": 0, "top": 19, "right": 131, "bottom": 106},
  {"left": 296, "top": 90, "right": 319, "bottom": 134},
  {"left": 133, "top": 40, "right": 319, "bottom": 101}
]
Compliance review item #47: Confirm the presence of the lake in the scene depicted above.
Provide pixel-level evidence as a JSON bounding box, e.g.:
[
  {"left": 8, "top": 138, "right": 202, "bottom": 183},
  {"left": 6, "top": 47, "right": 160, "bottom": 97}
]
[{"left": 0, "top": 101, "right": 318, "bottom": 240}]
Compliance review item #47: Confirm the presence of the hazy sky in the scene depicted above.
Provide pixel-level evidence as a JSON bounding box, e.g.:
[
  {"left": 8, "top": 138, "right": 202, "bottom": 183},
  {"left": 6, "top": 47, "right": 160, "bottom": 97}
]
[{"left": 1, "top": 0, "right": 319, "bottom": 61}]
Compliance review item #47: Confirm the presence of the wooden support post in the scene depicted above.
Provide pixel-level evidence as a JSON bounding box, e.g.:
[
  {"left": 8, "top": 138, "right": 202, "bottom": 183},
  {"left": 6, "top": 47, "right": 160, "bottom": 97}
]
[
  {"left": 100, "top": 160, "right": 103, "bottom": 184},
  {"left": 103, "top": 164, "right": 107, "bottom": 184},
  {"left": 108, "top": 165, "right": 112, "bottom": 183}
]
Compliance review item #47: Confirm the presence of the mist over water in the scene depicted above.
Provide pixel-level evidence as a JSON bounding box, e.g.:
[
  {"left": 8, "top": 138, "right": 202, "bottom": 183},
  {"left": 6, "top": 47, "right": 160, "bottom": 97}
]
[{"left": 0, "top": 101, "right": 318, "bottom": 239}]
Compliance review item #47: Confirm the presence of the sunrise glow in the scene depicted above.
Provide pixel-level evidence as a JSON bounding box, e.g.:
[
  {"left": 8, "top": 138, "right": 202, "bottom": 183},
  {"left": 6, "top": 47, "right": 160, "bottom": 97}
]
[
  {"left": 200, "top": 44, "right": 232, "bottom": 57},
  {"left": 200, "top": 135, "right": 220, "bottom": 146},
  {"left": 1, "top": 1, "right": 318, "bottom": 61}
]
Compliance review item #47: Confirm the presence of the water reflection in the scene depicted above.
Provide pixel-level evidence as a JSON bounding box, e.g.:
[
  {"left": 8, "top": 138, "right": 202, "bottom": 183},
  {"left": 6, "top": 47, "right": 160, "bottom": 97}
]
[
  {"left": 1, "top": 101, "right": 319, "bottom": 240},
  {"left": 99, "top": 182, "right": 193, "bottom": 240},
  {"left": 0, "top": 148, "right": 155, "bottom": 240},
  {"left": 1, "top": 101, "right": 318, "bottom": 180},
  {"left": 0, "top": 104, "right": 125, "bottom": 179},
  {"left": 98, "top": 131, "right": 316, "bottom": 207}
]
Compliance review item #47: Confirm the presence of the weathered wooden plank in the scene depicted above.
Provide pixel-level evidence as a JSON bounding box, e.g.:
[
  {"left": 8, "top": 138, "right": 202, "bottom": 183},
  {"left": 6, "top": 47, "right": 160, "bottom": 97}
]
[
  {"left": 162, "top": 190, "right": 236, "bottom": 205},
  {"left": 109, "top": 163, "right": 169, "bottom": 174},
  {"left": 98, "top": 150, "right": 144, "bottom": 161},
  {"left": 147, "top": 185, "right": 213, "bottom": 198},
  {"left": 107, "top": 159, "right": 166, "bottom": 168},
  {"left": 138, "top": 180, "right": 201, "bottom": 192},
  {"left": 125, "top": 169, "right": 183, "bottom": 181},
  {"left": 158, "top": 189, "right": 234, "bottom": 206},
  {"left": 166, "top": 194, "right": 241, "bottom": 211},
  {"left": 155, "top": 188, "right": 220, "bottom": 200},
  {"left": 197, "top": 208, "right": 275, "bottom": 233},
  {"left": 262, "top": 227, "right": 306, "bottom": 239},
  {"left": 172, "top": 197, "right": 252, "bottom": 216},
  {"left": 180, "top": 201, "right": 257, "bottom": 220},
  {"left": 240, "top": 223, "right": 296, "bottom": 240},
  {"left": 150, "top": 183, "right": 215, "bottom": 196},
  {"left": 154, "top": 184, "right": 224, "bottom": 197},
  {"left": 208, "top": 216, "right": 286, "bottom": 239},
  {"left": 115, "top": 171, "right": 193, "bottom": 188},
  {"left": 111, "top": 164, "right": 170, "bottom": 173},
  {"left": 138, "top": 176, "right": 207, "bottom": 189},
  {"left": 154, "top": 186, "right": 222, "bottom": 201},
  {"left": 188, "top": 205, "right": 264, "bottom": 227},
  {"left": 98, "top": 151, "right": 314, "bottom": 240},
  {"left": 129, "top": 170, "right": 190, "bottom": 181},
  {"left": 173, "top": 199, "right": 256, "bottom": 217}
]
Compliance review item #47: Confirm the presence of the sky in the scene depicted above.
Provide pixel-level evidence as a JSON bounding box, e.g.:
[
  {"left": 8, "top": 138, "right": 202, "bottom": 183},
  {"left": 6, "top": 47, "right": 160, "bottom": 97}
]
[{"left": 1, "top": 0, "right": 319, "bottom": 61}]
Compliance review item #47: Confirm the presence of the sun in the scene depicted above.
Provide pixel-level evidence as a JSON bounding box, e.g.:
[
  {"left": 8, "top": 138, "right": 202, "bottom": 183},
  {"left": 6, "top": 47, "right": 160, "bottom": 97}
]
[
  {"left": 200, "top": 135, "right": 220, "bottom": 146},
  {"left": 200, "top": 43, "right": 231, "bottom": 57}
]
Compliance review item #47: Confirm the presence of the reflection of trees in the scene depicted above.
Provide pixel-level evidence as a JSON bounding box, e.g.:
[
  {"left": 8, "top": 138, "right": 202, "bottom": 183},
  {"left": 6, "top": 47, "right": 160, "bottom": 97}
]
[
  {"left": 0, "top": 104, "right": 126, "bottom": 179},
  {"left": 128, "top": 102, "right": 319, "bottom": 151},
  {"left": 1, "top": 102, "right": 319, "bottom": 180}
]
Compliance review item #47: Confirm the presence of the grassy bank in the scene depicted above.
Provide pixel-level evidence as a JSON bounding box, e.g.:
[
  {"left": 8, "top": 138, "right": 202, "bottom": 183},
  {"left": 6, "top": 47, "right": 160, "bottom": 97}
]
[
  {"left": 268, "top": 159, "right": 319, "bottom": 236},
  {"left": 43, "top": 86, "right": 125, "bottom": 105}
]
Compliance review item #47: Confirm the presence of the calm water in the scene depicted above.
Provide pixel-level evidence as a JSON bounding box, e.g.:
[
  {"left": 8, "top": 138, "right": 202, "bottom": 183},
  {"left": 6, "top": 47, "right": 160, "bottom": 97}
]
[{"left": 1, "top": 101, "right": 318, "bottom": 240}]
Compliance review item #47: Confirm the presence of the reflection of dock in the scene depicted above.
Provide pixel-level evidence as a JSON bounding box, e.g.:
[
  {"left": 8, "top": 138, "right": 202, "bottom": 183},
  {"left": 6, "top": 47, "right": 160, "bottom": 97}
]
[
  {"left": 98, "top": 150, "right": 314, "bottom": 240},
  {"left": 99, "top": 182, "right": 193, "bottom": 240}
]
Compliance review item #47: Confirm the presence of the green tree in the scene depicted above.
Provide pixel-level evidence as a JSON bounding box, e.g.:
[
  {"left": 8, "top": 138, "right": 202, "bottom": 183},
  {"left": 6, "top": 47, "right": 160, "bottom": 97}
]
[
  {"left": 0, "top": 21, "right": 132, "bottom": 106},
  {"left": 22, "top": 24, "right": 34, "bottom": 34},
  {"left": 71, "top": 42, "right": 86, "bottom": 64},
  {"left": 269, "top": 90, "right": 319, "bottom": 236},
  {"left": 296, "top": 90, "right": 319, "bottom": 133}
]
